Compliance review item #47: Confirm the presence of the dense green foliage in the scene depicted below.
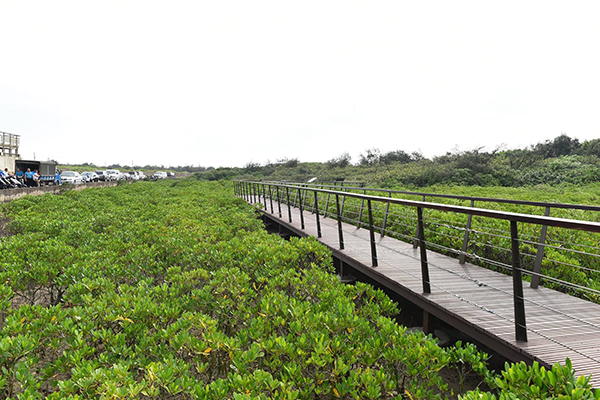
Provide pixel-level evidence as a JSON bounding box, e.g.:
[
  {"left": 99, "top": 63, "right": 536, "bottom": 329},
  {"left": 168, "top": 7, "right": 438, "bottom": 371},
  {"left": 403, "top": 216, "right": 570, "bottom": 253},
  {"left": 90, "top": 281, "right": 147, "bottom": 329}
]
[
  {"left": 194, "top": 134, "right": 600, "bottom": 188},
  {"left": 0, "top": 181, "right": 597, "bottom": 399},
  {"left": 0, "top": 181, "right": 476, "bottom": 399},
  {"left": 461, "top": 360, "right": 600, "bottom": 400}
]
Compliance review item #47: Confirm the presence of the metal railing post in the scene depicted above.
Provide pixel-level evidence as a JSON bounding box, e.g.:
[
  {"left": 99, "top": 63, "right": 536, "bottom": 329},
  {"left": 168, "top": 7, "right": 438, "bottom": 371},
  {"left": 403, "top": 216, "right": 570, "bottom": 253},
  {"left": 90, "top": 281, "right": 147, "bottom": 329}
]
[
  {"left": 460, "top": 199, "right": 475, "bottom": 264},
  {"left": 414, "top": 195, "right": 426, "bottom": 248},
  {"left": 531, "top": 207, "right": 550, "bottom": 289},
  {"left": 368, "top": 199, "right": 378, "bottom": 267},
  {"left": 286, "top": 187, "right": 292, "bottom": 223},
  {"left": 276, "top": 186, "right": 282, "bottom": 218},
  {"left": 291, "top": 187, "right": 298, "bottom": 207},
  {"left": 357, "top": 189, "right": 366, "bottom": 228},
  {"left": 298, "top": 188, "right": 305, "bottom": 230},
  {"left": 324, "top": 191, "right": 331, "bottom": 219},
  {"left": 340, "top": 187, "right": 347, "bottom": 218},
  {"left": 314, "top": 191, "right": 321, "bottom": 238},
  {"left": 268, "top": 185, "right": 274, "bottom": 214},
  {"left": 336, "top": 194, "right": 344, "bottom": 249},
  {"left": 510, "top": 220, "right": 528, "bottom": 342},
  {"left": 262, "top": 184, "right": 268, "bottom": 210},
  {"left": 417, "top": 207, "right": 431, "bottom": 293},
  {"left": 380, "top": 191, "right": 392, "bottom": 237}
]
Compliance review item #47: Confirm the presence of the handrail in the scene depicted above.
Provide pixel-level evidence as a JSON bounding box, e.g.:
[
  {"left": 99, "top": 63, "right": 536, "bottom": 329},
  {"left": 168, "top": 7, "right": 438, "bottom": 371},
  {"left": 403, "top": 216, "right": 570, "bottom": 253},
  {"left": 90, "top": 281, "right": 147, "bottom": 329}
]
[
  {"left": 262, "top": 180, "right": 366, "bottom": 187},
  {"left": 235, "top": 180, "right": 600, "bottom": 343},
  {"left": 251, "top": 182, "right": 600, "bottom": 232},
  {"left": 259, "top": 180, "right": 600, "bottom": 288},
  {"left": 264, "top": 180, "right": 600, "bottom": 212}
]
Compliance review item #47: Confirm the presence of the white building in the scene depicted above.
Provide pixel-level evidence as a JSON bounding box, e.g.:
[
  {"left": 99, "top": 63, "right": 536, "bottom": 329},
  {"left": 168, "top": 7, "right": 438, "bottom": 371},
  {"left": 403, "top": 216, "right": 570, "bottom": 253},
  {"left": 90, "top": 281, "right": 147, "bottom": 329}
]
[{"left": 0, "top": 131, "right": 20, "bottom": 173}]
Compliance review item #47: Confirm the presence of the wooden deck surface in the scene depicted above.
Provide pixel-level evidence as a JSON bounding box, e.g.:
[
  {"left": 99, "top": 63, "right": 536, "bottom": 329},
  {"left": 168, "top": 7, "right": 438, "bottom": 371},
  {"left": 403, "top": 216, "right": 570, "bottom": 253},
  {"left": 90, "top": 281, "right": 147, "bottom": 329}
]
[{"left": 254, "top": 201, "right": 600, "bottom": 387}]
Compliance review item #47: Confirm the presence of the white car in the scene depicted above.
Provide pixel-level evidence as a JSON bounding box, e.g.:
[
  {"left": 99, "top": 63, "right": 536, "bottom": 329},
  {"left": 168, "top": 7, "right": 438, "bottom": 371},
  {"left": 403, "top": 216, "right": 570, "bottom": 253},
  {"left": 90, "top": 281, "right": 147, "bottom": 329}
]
[
  {"left": 81, "top": 171, "right": 99, "bottom": 182},
  {"left": 105, "top": 169, "right": 122, "bottom": 181},
  {"left": 61, "top": 171, "right": 83, "bottom": 184},
  {"left": 153, "top": 171, "right": 167, "bottom": 179}
]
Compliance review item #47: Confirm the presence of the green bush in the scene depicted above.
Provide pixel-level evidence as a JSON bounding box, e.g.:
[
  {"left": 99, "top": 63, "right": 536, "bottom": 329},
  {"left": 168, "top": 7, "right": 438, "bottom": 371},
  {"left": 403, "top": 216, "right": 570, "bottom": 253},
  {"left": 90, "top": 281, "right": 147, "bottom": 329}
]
[{"left": 461, "top": 359, "right": 600, "bottom": 400}]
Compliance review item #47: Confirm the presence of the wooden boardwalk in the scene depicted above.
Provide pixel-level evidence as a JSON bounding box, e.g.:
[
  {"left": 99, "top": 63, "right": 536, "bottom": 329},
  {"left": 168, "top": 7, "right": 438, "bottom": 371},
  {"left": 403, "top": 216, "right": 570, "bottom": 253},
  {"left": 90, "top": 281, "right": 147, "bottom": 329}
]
[{"left": 253, "top": 200, "right": 600, "bottom": 387}]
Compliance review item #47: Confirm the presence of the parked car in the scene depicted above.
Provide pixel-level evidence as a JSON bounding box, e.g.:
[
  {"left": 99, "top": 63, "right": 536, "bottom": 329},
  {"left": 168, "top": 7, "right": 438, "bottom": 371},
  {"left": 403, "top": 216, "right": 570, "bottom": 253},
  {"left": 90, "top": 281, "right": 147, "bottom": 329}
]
[
  {"left": 127, "top": 171, "right": 147, "bottom": 180},
  {"left": 153, "top": 171, "right": 167, "bottom": 179},
  {"left": 105, "top": 169, "right": 122, "bottom": 181},
  {"left": 81, "top": 171, "right": 99, "bottom": 182},
  {"left": 94, "top": 170, "right": 107, "bottom": 181},
  {"left": 61, "top": 171, "right": 83, "bottom": 184},
  {"left": 167, "top": 172, "right": 176, "bottom": 178}
]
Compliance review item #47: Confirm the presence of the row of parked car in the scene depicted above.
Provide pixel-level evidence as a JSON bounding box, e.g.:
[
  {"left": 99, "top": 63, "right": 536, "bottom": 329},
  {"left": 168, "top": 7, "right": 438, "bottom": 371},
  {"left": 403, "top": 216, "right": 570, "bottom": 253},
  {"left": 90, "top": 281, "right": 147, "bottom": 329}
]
[{"left": 60, "top": 170, "right": 174, "bottom": 184}]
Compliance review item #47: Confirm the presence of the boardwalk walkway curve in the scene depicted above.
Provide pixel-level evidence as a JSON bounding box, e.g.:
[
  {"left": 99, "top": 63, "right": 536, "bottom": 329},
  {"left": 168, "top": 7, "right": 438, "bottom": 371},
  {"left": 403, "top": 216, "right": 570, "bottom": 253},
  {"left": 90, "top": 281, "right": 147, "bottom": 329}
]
[{"left": 235, "top": 181, "right": 600, "bottom": 387}]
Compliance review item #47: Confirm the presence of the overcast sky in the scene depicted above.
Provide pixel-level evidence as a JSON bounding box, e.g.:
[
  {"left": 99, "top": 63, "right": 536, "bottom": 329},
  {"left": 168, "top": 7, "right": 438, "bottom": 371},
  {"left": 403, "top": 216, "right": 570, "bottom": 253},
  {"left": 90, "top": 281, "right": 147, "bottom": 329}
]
[{"left": 1, "top": 1, "right": 599, "bottom": 168}]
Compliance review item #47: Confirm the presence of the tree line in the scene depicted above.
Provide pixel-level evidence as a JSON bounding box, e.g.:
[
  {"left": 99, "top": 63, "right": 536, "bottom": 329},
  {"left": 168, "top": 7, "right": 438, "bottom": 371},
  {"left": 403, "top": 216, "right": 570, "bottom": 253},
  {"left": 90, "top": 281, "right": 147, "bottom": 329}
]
[{"left": 194, "top": 134, "right": 600, "bottom": 187}]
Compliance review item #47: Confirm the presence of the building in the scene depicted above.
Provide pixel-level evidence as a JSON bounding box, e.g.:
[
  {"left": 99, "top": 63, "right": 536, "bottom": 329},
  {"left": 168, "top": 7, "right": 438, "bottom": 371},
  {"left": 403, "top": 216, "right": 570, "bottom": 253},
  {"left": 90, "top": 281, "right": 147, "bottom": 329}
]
[{"left": 0, "top": 131, "right": 20, "bottom": 172}]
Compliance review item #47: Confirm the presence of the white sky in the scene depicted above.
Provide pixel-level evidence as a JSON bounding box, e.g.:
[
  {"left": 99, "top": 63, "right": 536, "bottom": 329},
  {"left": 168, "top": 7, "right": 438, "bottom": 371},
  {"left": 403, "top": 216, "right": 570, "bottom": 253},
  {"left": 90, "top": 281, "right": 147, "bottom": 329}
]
[{"left": 1, "top": 1, "right": 599, "bottom": 168}]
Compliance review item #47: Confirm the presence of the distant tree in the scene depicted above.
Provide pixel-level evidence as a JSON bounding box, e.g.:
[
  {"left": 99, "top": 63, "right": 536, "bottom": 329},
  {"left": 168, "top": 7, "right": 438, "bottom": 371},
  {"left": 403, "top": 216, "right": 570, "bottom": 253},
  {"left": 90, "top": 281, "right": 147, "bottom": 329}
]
[
  {"left": 380, "top": 150, "right": 412, "bottom": 164},
  {"left": 454, "top": 148, "right": 494, "bottom": 172},
  {"left": 358, "top": 148, "right": 382, "bottom": 166},
  {"left": 410, "top": 151, "right": 424, "bottom": 162},
  {"left": 578, "top": 138, "right": 600, "bottom": 157},
  {"left": 280, "top": 158, "right": 299, "bottom": 168},
  {"left": 244, "top": 162, "right": 262, "bottom": 172},
  {"left": 501, "top": 148, "right": 542, "bottom": 170},
  {"left": 533, "top": 133, "right": 580, "bottom": 158},
  {"left": 326, "top": 153, "right": 352, "bottom": 168}
]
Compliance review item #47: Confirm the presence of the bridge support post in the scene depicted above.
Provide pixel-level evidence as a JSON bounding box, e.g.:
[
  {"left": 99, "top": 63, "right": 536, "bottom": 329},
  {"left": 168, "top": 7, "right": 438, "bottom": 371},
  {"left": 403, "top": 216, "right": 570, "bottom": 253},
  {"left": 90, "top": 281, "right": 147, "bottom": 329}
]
[
  {"left": 423, "top": 310, "right": 434, "bottom": 335},
  {"left": 417, "top": 207, "right": 431, "bottom": 294},
  {"left": 368, "top": 199, "right": 378, "bottom": 267},
  {"left": 460, "top": 199, "right": 475, "bottom": 264},
  {"left": 511, "top": 220, "right": 528, "bottom": 342},
  {"left": 531, "top": 207, "right": 550, "bottom": 289},
  {"left": 336, "top": 194, "right": 344, "bottom": 249}
]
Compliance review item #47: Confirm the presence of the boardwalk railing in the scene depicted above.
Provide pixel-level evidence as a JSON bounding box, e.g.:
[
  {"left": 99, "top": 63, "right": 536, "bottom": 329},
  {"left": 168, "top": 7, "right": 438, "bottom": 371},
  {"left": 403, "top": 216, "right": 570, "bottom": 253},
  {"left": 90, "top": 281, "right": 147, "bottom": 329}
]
[{"left": 235, "top": 180, "right": 600, "bottom": 342}]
